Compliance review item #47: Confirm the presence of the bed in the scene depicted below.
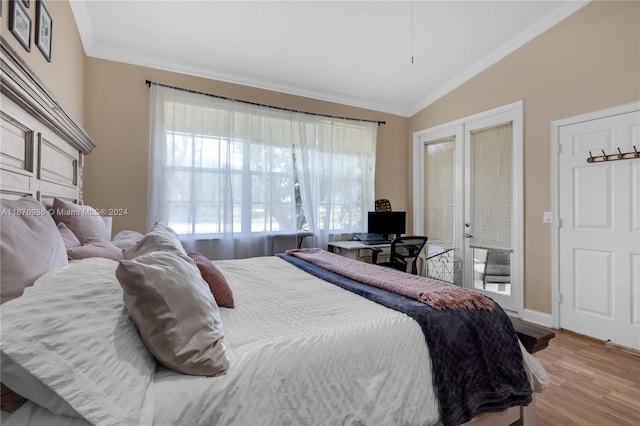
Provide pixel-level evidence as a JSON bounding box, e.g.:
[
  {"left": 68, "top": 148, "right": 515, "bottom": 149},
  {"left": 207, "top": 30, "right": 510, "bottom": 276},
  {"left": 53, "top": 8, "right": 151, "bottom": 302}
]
[
  {"left": 0, "top": 36, "right": 547, "bottom": 426},
  {"left": 0, "top": 236, "right": 545, "bottom": 426}
]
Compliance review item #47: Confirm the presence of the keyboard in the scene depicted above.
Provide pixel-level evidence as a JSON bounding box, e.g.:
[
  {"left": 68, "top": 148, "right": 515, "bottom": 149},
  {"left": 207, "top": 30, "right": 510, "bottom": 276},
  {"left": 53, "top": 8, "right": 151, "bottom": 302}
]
[
  {"left": 361, "top": 239, "right": 390, "bottom": 245},
  {"left": 354, "top": 233, "right": 390, "bottom": 245}
]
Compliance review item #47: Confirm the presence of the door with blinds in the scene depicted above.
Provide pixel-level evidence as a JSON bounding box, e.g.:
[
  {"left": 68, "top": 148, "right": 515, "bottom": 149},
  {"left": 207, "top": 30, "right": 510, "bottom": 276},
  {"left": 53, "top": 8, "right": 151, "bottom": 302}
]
[
  {"left": 463, "top": 107, "right": 522, "bottom": 312},
  {"left": 424, "top": 137, "right": 456, "bottom": 247},
  {"left": 419, "top": 124, "right": 464, "bottom": 282},
  {"left": 414, "top": 102, "right": 523, "bottom": 313}
]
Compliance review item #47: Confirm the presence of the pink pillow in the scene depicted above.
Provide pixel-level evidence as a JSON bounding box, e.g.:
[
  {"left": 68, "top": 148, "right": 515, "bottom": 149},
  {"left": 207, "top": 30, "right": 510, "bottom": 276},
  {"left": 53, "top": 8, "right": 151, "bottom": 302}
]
[
  {"left": 188, "top": 251, "right": 235, "bottom": 308},
  {"left": 57, "top": 222, "right": 82, "bottom": 249},
  {"left": 52, "top": 198, "right": 110, "bottom": 243},
  {"left": 67, "top": 238, "right": 124, "bottom": 261},
  {"left": 0, "top": 196, "right": 68, "bottom": 303}
]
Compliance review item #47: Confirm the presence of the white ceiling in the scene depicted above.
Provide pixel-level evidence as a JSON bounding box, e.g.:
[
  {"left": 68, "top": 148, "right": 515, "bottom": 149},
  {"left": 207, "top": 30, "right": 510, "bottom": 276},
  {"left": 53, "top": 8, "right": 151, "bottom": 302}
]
[{"left": 71, "top": 1, "right": 588, "bottom": 117}]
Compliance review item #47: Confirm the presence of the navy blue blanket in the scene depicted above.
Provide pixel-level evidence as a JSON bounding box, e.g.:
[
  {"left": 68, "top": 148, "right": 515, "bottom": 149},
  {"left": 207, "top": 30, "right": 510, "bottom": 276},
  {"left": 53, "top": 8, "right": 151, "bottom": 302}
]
[{"left": 277, "top": 253, "right": 532, "bottom": 426}]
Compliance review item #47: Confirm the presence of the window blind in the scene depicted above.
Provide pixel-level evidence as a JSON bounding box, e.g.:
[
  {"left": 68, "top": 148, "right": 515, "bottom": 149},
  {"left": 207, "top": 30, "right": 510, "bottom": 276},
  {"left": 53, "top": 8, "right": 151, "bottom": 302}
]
[
  {"left": 470, "top": 123, "right": 512, "bottom": 251},
  {"left": 424, "top": 137, "right": 455, "bottom": 248}
]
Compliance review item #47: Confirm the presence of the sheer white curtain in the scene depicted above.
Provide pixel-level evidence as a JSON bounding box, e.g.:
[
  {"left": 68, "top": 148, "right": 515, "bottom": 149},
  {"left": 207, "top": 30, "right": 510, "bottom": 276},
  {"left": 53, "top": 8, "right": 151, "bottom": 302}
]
[
  {"left": 294, "top": 117, "right": 377, "bottom": 249},
  {"left": 148, "top": 85, "right": 376, "bottom": 259}
]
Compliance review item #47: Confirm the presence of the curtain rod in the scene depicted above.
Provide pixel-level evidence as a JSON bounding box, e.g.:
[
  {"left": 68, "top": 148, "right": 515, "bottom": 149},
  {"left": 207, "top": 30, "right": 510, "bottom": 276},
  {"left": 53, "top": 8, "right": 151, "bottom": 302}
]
[{"left": 145, "top": 80, "right": 385, "bottom": 126}]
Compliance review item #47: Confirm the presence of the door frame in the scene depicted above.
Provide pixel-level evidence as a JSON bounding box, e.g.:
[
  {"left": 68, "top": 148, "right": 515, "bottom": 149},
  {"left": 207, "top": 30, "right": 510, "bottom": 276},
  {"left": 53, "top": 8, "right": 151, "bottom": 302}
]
[
  {"left": 413, "top": 100, "right": 524, "bottom": 315},
  {"left": 550, "top": 101, "right": 640, "bottom": 329}
]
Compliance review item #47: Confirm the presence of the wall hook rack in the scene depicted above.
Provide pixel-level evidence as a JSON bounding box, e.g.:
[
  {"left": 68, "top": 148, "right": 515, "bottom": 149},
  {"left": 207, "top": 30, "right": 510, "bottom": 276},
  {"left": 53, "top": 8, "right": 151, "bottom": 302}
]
[{"left": 586, "top": 146, "right": 640, "bottom": 163}]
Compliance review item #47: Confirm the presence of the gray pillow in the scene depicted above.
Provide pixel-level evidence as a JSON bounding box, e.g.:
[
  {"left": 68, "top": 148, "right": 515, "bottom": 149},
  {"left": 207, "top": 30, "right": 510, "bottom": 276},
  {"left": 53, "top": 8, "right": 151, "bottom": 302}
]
[
  {"left": 116, "top": 251, "right": 229, "bottom": 377},
  {"left": 0, "top": 196, "right": 68, "bottom": 303}
]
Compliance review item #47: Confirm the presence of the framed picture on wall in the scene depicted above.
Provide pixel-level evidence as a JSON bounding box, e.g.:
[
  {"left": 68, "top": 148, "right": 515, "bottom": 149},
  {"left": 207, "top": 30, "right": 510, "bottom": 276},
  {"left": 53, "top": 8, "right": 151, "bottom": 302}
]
[
  {"left": 36, "top": 0, "right": 52, "bottom": 62},
  {"left": 10, "top": 0, "right": 31, "bottom": 52}
]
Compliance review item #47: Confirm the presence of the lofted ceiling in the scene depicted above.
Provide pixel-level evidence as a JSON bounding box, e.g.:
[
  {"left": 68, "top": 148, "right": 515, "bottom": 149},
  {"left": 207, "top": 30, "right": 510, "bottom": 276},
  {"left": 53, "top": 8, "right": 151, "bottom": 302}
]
[{"left": 71, "top": 1, "right": 588, "bottom": 117}]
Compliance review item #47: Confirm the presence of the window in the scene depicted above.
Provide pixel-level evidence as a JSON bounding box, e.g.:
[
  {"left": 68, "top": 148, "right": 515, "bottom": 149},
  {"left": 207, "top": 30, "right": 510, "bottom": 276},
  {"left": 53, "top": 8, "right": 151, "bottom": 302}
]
[
  {"left": 148, "top": 85, "right": 377, "bottom": 258},
  {"left": 164, "top": 130, "right": 298, "bottom": 235}
]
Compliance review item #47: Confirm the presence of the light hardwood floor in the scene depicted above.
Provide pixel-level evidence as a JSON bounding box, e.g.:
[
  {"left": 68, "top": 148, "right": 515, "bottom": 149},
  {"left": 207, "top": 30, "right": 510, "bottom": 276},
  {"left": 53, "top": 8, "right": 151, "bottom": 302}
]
[{"left": 534, "top": 329, "right": 640, "bottom": 425}]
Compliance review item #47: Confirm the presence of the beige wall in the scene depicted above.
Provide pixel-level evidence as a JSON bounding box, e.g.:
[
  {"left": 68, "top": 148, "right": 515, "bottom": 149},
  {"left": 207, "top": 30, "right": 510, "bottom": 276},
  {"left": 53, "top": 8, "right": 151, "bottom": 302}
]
[
  {"left": 1, "top": 0, "right": 86, "bottom": 124},
  {"left": 409, "top": 0, "right": 640, "bottom": 314},
  {"left": 83, "top": 59, "right": 409, "bottom": 234}
]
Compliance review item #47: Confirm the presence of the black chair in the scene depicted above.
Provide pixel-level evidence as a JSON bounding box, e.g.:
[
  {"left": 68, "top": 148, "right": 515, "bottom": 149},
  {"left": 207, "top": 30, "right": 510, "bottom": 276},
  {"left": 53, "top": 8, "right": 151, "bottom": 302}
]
[
  {"left": 369, "top": 236, "right": 429, "bottom": 275},
  {"left": 375, "top": 199, "right": 392, "bottom": 212},
  {"left": 483, "top": 249, "right": 511, "bottom": 288}
]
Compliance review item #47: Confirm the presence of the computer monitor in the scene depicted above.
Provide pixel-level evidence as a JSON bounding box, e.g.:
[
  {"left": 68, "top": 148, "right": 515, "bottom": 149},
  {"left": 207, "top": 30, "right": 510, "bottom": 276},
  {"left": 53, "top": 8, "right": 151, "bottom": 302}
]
[{"left": 367, "top": 211, "right": 406, "bottom": 239}]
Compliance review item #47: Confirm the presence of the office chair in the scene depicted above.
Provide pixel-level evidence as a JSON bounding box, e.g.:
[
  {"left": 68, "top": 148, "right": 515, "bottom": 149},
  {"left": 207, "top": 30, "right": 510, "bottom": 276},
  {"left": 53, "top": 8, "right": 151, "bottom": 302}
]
[
  {"left": 375, "top": 199, "right": 392, "bottom": 212},
  {"left": 483, "top": 249, "right": 511, "bottom": 288},
  {"left": 369, "top": 236, "right": 429, "bottom": 275}
]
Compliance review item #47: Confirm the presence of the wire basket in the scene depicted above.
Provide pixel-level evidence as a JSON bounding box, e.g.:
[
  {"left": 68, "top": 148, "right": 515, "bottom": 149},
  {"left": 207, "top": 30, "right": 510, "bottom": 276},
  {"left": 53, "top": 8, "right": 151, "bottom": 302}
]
[{"left": 426, "top": 250, "right": 463, "bottom": 287}]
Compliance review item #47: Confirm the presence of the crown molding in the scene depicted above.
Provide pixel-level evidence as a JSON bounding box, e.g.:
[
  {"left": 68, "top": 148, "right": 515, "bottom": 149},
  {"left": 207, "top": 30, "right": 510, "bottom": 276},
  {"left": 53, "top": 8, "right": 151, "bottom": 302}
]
[
  {"left": 407, "top": 1, "right": 590, "bottom": 116},
  {"left": 71, "top": 1, "right": 590, "bottom": 119}
]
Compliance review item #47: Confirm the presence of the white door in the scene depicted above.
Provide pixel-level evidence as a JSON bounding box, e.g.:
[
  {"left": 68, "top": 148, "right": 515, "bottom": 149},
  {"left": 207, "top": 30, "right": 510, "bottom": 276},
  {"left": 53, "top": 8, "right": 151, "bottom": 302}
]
[
  {"left": 413, "top": 101, "right": 523, "bottom": 314},
  {"left": 463, "top": 107, "right": 523, "bottom": 313},
  {"left": 557, "top": 109, "right": 640, "bottom": 350}
]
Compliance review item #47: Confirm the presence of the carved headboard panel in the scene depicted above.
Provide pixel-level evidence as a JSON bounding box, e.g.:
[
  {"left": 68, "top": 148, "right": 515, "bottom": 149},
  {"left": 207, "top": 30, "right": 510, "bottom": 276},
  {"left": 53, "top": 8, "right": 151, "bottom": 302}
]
[{"left": 0, "top": 36, "right": 95, "bottom": 205}]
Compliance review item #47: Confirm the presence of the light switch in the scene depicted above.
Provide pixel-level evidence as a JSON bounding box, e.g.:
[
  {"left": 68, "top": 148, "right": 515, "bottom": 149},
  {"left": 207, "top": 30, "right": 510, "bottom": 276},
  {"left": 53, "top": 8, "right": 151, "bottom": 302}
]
[{"left": 543, "top": 211, "right": 552, "bottom": 223}]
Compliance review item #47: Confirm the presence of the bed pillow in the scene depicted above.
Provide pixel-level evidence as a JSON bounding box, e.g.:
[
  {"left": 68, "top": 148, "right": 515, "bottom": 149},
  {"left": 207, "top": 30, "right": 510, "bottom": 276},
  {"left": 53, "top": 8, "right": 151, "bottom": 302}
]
[
  {"left": 0, "top": 258, "right": 156, "bottom": 425},
  {"left": 112, "top": 230, "right": 145, "bottom": 250},
  {"left": 57, "top": 222, "right": 82, "bottom": 249},
  {"left": 0, "top": 196, "right": 68, "bottom": 303},
  {"left": 122, "top": 222, "right": 185, "bottom": 259},
  {"left": 116, "top": 251, "right": 229, "bottom": 376},
  {"left": 67, "top": 238, "right": 124, "bottom": 261},
  {"left": 52, "top": 197, "right": 110, "bottom": 243},
  {"left": 188, "top": 251, "right": 235, "bottom": 308}
]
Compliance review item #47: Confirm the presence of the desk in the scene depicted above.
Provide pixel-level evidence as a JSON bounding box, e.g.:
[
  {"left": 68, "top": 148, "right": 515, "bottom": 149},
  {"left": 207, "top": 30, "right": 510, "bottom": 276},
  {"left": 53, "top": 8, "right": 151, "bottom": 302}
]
[{"left": 327, "top": 240, "right": 391, "bottom": 263}]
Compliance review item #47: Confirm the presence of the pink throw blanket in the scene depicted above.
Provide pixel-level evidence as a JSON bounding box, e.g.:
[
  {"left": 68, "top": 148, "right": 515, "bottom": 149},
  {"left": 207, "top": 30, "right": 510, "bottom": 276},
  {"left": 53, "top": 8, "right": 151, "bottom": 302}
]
[{"left": 286, "top": 248, "right": 494, "bottom": 311}]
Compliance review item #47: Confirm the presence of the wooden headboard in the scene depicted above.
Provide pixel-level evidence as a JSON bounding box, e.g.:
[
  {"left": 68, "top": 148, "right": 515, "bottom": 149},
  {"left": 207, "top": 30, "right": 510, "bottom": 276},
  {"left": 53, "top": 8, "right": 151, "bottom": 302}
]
[{"left": 0, "top": 36, "right": 95, "bottom": 206}]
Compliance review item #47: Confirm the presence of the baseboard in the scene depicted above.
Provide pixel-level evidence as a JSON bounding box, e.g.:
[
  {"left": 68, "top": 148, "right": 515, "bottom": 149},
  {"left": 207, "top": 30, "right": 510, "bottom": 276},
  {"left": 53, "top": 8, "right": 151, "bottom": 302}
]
[{"left": 522, "top": 309, "right": 553, "bottom": 328}]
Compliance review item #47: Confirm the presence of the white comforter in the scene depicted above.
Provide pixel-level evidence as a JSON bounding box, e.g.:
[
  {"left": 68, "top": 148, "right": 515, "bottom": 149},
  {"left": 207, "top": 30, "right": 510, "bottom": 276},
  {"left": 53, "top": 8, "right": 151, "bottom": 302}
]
[
  {"left": 153, "top": 256, "right": 439, "bottom": 425},
  {"left": 3, "top": 257, "right": 440, "bottom": 426}
]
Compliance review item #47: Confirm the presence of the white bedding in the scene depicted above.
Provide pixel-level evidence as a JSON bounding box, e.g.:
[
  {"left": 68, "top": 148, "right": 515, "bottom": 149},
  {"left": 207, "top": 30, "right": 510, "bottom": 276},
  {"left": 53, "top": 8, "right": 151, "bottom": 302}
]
[
  {"left": 1, "top": 258, "right": 156, "bottom": 426},
  {"left": 3, "top": 257, "right": 440, "bottom": 426},
  {"left": 153, "top": 257, "right": 439, "bottom": 425}
]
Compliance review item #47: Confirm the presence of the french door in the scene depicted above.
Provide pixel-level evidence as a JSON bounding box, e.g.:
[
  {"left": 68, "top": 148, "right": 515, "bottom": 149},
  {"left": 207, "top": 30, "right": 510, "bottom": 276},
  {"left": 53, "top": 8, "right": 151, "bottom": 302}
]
[
  {"left": 463, "top": 107, "right": 523, "bottom": 313},
  {"left": 414, "top": 101, "right": 523, "bottom": 314}
]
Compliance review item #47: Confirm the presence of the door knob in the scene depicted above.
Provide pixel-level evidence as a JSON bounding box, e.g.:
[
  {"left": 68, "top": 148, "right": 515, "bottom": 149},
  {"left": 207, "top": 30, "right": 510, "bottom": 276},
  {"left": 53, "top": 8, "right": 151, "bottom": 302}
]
[{"left": 464, "top": 233, "right": 474, "bottom": 239}]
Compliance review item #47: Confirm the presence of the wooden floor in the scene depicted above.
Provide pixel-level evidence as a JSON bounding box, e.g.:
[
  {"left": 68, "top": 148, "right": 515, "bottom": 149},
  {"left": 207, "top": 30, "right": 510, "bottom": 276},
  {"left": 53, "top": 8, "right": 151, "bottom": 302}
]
[{"left": 534, "top": 329, "right": 640, "bottom": 425}]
